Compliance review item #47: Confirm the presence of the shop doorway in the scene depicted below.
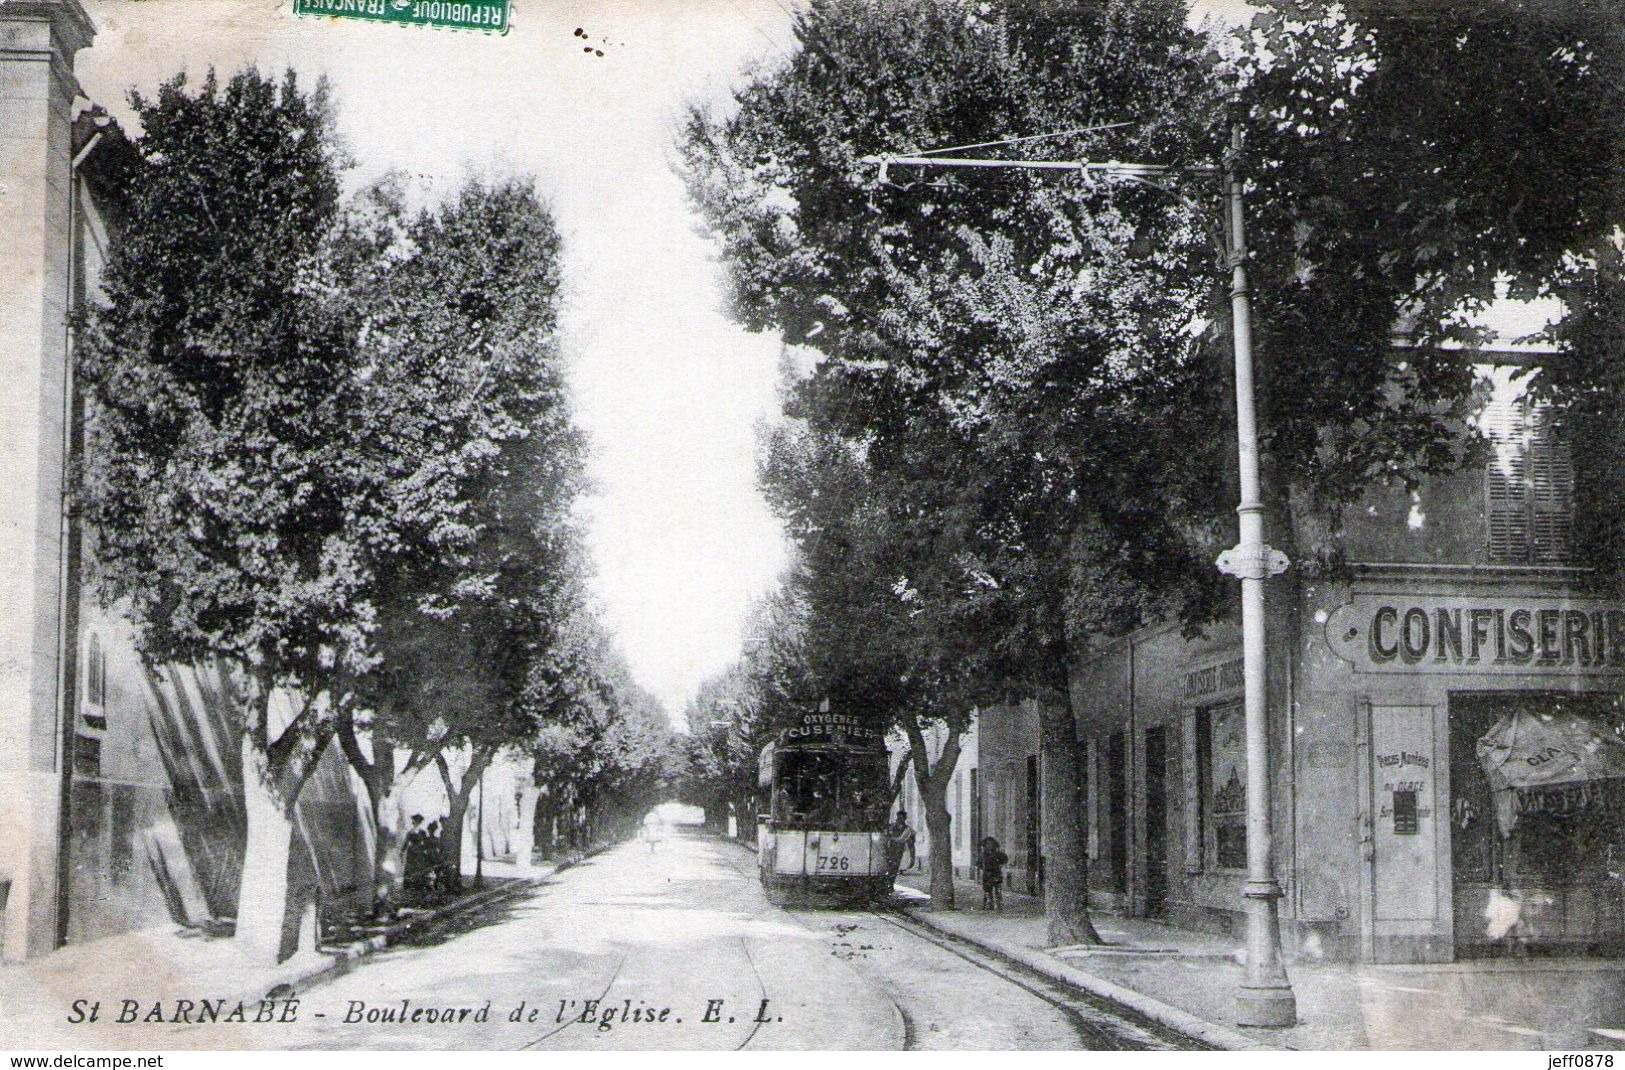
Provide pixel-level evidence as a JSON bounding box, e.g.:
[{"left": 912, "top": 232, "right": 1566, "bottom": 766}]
[
  {"left": 1025, "top": 755, "right": 1042, "bottom": 895},
  {"left": 1449, "top": 692, "right": 1625, "bottom": 958},
  {"left": 1144, "top": 726, "right": 1168, "bottom": 917},
  {"left": 1107, "top": 732, "right": 1128, "bottom": 895},
  {"left": 1363, "top": 703, "right": 1445, "bottom": 963}
]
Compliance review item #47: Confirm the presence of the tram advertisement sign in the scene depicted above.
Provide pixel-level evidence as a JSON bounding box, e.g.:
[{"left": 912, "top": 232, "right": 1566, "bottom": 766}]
[
  {"left": 1325, "top": 593, "right": 1625, "bottom": 674},
  {"left": 779, "top": 711, "right": 882, "bottom": 744}
]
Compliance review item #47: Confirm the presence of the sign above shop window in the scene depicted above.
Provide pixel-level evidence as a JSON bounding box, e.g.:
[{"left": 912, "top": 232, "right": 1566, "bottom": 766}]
[
  {"left": 1325, "top": 594, "right": 1625, "bottom": 675},
  {"left": 1184, "top": 655, "right": 1245, "bottom": 700}
]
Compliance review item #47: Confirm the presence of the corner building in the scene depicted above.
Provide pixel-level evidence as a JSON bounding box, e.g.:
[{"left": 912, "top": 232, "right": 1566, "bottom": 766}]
[{"left": 1072, "top": 357, "right": 1625, "bottom": 964}]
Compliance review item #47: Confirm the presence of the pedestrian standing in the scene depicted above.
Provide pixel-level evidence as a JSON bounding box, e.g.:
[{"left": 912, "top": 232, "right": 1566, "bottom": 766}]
[
  {"left": 885, "top": 810, "right": 915, "bottom": 887},
  {"left": 404, "top": 814, "right": 429, "bottom": 902},
  {"left": 979, "top": 836, "right": 1008, "bottom": 912}
]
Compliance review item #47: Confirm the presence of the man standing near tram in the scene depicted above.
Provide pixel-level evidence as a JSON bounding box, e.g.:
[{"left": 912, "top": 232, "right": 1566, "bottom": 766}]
[{"left": 885, "top": 810, "right": 916, "bottom": 887}]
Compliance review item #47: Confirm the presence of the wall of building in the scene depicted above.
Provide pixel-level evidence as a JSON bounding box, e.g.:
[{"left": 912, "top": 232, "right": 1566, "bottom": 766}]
[
  {"left": 1067, "top": 360, "right": 1625, "bottom": 963},
  {"left": 1306, "top": 565, "right": 1625, "bottom": 962},
  {"left": 975, "top": 703, "right": 1040, "bottom": 894},
  {"left": 0, "top": 0, "right": 97, "bottom": 961},
  {"left": 64, "top": 601, "right": 378, "bottom": 947},
  {"left": 1071, "top": 598, "right": 1298, "bottom": 942}
]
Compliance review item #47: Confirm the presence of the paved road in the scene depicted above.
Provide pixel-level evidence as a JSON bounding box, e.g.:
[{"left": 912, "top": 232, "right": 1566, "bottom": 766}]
[{"left": 88, "top": 832, "right": 1192, "bottom": 1049}]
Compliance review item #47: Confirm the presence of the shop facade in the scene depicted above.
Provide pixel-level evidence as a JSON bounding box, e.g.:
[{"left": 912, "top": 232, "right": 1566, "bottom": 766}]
[{"left": 1071, "top": 362, "right": 1625, "bottom": 965}]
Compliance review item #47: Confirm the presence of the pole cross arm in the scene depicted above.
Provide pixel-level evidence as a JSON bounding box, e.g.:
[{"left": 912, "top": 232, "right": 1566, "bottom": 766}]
[
  {"left": 858, "top": 153, "right": 1218, "bottom": 178},
  {"left": 1216, "top": 544, "right": 1290, "bottom": 581}
]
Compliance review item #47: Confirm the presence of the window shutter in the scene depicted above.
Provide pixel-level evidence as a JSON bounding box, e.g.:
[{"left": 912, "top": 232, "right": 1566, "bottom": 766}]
[
  {"left": 1483, "top": 391, "right": 1572, "bottom": 565},
  {"left": 1483, "top": 393, "right": 1530, "bottom": 563},
  {"left": 1528, "top": 409, "right": 1574, "bottom": 564}
]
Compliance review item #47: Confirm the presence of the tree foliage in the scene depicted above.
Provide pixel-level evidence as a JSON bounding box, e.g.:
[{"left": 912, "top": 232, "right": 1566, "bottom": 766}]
[
  {"left": 682, "top": 0, "right": 1224, "bottom": 932},
  {"left": 79, "top": 68, "right": 363, "bottom": 795},
  {"left": 1238, "top": 1, "right": 1625, "bottom": 578}
]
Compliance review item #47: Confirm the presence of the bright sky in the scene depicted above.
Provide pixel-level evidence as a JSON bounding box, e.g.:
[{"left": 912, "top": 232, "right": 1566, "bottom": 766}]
[{"left": 76, "top": 0, "right": 802, "bottom": 720}]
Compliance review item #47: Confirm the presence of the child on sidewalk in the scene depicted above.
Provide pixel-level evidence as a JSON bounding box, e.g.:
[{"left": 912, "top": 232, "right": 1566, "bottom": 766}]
[{"left": 979, "top": 836, "right": 1008, "bottom": 911}]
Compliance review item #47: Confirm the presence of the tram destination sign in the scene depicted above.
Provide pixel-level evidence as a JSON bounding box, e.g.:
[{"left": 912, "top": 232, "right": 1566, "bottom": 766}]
[{"left": 1325, "top": 593, "right": 1625, "bottom": 675}]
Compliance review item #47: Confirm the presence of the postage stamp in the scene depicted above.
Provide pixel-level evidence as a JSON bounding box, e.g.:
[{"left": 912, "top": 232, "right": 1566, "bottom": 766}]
[{"left": 292, "top": 0, "right": 509, "bottom": 34}]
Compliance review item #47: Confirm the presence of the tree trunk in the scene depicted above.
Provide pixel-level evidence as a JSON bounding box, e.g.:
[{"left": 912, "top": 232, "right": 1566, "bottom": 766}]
[
  {"left": 920, "top": 779, "right": 954, "bottom": 907},
  {"left": 1038, "top": 689, "right": 1102, "bottom": 947},
  {"left": 534, "top": 788, "right": 556, "bottom": 859},
  {"left": 436, "top": 749, "right": 493, "bottom": 892},
  {"left": 441, "top": 788, "right": 471, "bottom": 893},
  {"left": 237, "top": 736, "right": 295, "bottom": 966},
  {"left": 904, "top": 719, "right": 962, "bottom": 911},
  {"left": 514, "top": 780, "right": 540, "bottom": 869},
  {"left": 371, "top": 760, "right": 430, "bottom": 915},
  {"left": 336, "top": 710, "right": 436, "bottom": 917}
]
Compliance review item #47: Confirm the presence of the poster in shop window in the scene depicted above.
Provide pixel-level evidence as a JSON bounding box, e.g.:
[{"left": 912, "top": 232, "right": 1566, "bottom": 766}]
[
  {"left": 4, "top": 0, "right": 1625, "bottom": 1057},
  {"left": 1207, "top": 703, "right": 1247, "bottom": 871}
]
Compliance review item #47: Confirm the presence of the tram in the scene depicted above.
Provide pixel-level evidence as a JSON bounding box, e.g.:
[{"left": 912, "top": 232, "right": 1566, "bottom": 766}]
[{"left": 757, "top": 711, "right": 892, "bottom": 904}]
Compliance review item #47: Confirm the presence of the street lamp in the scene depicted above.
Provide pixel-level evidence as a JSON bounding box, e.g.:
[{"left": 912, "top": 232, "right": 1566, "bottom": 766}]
[{"left": 859, "top": 126, "right": 1297, "bottom": 1028}]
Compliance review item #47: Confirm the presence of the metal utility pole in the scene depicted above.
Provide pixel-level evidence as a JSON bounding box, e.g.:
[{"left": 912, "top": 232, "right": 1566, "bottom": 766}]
[
  {"left": 1212, "top": 127, "right": 1296, "bottom": 1029},
  {"left": 859, "top": 125, "right": 1297, "bottom": 1027}
]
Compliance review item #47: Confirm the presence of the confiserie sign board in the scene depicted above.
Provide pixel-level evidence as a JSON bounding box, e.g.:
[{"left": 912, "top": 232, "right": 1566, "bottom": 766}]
[{"left": 1325, "top": 593, "right": 1625, "bottom": 674}]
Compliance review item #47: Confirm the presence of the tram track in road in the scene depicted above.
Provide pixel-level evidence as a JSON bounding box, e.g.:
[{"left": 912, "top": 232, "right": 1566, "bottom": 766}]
[
  {"left": 862, "top": 907, "right": 1211, "bottom": 1052},
  {"left": 520, "top": 952, "right": 629, "bottom": 1049},
  {"left": 526, "top": 846, "right": 775, "bottom": 1051},
  {"left": 716, "top": 834, "right": 1200, "bottom": 1050}
]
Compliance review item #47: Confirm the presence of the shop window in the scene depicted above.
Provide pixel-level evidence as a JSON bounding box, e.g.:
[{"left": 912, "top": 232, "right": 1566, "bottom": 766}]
[
  {"left": 1481, "top": 389, "right": 1573, "bottom": 565},
  {"left": 1450, "top": 693, "right": 1625, "bottom": 953},
  {"left": 1197, "top": 702, "right": 1247, "bottom": 870}
]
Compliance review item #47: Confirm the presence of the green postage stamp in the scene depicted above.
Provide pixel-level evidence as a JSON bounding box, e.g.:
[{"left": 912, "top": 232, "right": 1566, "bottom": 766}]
[{"left": 293, "top": 0, "right": 510, "bottom": 33}]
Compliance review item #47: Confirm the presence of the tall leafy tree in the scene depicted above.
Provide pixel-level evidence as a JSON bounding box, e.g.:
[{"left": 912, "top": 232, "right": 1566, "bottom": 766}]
[
  {"left": 329, "top": 176, "right": 582, "bottom": 909},
  {"left": 78, "top": 68, "right": 371, "bottom": 962},
  {"left": 1236, "top": 1, "right": 1625, "bottom": 570}
]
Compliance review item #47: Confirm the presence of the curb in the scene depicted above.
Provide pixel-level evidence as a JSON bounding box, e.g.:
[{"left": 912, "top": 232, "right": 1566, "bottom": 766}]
[
  {"left": 257, "top": 841, "right": 620, "bottom": 1002},
  {"left": 283, "top": 873, "right": 547, "bottom": 996},
  {"left": 900, "top": 905, "right": 1273, "bottom": 1052}
]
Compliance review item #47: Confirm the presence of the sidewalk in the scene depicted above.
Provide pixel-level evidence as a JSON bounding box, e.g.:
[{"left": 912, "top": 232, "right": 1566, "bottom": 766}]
[
  {"left": 897, "top": 872, "right": 1625, "bottom": 1051},
  {"left": 0, "top": 855, "right": 576, "bottom": 1047}
]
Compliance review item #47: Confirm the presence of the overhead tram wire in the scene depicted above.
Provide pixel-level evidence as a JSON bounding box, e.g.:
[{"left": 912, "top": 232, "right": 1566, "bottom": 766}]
[{"left": 908, "top": 122, "right": 1135, "bottom": 158}]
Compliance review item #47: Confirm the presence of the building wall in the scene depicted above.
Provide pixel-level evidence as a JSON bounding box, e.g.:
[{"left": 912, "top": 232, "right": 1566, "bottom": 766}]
[
  {"left": 975, "top": 703, "right": 1040, "bottom": 893},
  {"left": 64, "top": 602, "right": 377, "bottom": 946},
  {"left": 890, "top": 719, "right": 977, "bottom": 878},
  {"left": 1306, "top": 566, "right": 1625, "bottom": 962},
  {"left": 0, "top": 0, "right": 96, "bottom": 961},
  {"left": 1072, "top": 601, "right": 1296, "bottom": 940}
]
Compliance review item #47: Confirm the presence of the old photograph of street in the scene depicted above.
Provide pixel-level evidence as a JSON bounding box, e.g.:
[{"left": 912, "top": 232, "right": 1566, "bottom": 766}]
[{"left": 2, "top": 0, "right": 1624, "bottom": 1055}]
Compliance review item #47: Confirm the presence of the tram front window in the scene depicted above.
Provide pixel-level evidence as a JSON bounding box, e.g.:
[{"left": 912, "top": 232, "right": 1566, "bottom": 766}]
[{"left": 775, "top": 750, "right": 888, "bottom": 828}]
